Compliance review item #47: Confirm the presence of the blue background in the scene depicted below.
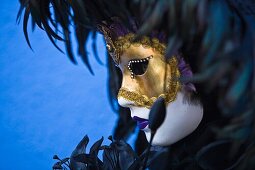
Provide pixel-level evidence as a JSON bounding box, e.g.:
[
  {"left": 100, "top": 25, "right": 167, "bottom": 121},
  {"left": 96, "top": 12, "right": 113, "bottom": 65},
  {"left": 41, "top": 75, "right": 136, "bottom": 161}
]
[{"left": 0, "top": 1, "right": 134, "bottom": 169}]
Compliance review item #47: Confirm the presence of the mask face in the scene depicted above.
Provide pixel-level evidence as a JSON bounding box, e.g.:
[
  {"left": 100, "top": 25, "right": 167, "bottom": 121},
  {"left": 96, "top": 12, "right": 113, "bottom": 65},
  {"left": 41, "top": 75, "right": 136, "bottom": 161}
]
[{"left": 117, "top": 44, "right": 203, "bottom": 146}]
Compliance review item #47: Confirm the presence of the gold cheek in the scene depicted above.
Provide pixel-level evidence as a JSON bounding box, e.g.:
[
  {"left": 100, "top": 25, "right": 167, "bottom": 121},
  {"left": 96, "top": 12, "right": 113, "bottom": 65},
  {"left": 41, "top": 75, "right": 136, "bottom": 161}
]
[
  {"left": 120, "top": 48, "right": 165, "bottom": 96},
  {"left": 116, "top": 44, "right": 181, "bottom": 108},
  {"left": 118, "top": 54, "right": 181, "bottom": 108},
  {"left": 137, "top": 55, "right": 167, "bottom": 98}
]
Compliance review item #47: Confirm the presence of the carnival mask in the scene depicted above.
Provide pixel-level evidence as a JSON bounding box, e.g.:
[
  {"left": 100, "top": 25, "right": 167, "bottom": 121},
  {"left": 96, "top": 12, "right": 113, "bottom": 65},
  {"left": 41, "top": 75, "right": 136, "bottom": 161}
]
[{"left": 105, "top": 33, "right": 203, "bottom": 146}]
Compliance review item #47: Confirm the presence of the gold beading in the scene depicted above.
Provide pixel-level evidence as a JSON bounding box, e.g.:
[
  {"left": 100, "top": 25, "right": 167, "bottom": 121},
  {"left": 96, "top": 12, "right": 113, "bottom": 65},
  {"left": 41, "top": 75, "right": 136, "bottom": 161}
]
[{"left": 101, "top": 31, "right": 166, "bottom": 65}]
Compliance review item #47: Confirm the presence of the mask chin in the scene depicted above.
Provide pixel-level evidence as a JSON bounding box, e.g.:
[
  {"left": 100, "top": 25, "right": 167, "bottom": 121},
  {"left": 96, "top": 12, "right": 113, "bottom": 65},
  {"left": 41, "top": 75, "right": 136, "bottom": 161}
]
[{"left": 144, "top": 92, "right": 203, "bottom": 146}]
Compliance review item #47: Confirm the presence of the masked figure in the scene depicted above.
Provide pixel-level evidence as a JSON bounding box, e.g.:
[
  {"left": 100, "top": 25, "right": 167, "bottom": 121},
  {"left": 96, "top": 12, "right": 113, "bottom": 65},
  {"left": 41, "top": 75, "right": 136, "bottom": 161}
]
[
  {"left": 18, "top": 0, "right": 255, "bottom": 169},
  {"left": 99, "top": 25, "right": 203, "bottom": 145}
]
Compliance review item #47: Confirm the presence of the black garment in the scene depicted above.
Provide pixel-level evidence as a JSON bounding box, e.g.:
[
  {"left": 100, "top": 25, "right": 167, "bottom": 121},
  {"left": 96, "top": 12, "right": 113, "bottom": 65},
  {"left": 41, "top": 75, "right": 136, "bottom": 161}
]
[{"left": 147, "top": 106, "right": 250, "bottom": 170}]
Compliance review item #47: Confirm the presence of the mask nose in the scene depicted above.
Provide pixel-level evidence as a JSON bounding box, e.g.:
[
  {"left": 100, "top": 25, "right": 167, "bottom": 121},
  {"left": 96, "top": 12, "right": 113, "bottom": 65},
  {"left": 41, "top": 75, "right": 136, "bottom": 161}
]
[{"left": 118, "top": 70, "right": 138, "bottom": 107}]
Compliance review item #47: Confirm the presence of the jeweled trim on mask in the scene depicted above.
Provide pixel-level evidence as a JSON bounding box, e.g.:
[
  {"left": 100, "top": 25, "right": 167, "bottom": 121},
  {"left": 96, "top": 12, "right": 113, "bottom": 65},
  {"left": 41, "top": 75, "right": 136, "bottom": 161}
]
[
  {"left": 127, "top": 55, "right": 153, "bottom": 79},
  {"left": 100, "top": 29, "right": 166, "bottom": 65},
  {"left": 117, "top": 57, "right": 181, "bottom": 108}
]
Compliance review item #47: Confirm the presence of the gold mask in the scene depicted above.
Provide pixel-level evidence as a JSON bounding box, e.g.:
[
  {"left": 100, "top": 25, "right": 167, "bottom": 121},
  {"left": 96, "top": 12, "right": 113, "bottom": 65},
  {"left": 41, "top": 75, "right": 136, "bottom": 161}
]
[
  {"left": 116, "top": 43, "right": 181, "bottom": 108},
  {"left": 100, "top": 30, "right": 181, "bottom": 108},
  {"left": 103, "top": 33, "right": 203, "bottom": 147}
]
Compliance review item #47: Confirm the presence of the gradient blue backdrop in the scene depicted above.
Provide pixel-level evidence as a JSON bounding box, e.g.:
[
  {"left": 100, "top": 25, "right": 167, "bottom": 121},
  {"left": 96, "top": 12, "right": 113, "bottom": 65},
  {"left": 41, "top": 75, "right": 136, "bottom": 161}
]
[{"left": 0, "top": 1, "right": 130, "bottom": 169}]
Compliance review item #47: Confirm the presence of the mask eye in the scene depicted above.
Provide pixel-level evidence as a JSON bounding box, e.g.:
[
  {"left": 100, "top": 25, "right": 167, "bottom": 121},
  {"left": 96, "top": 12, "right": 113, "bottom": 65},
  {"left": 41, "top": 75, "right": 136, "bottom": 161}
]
[
  {"left": 130, "top": 60, "right": 149, "bottom": 75},
  {"left": 128, "top": 55, "right": 153, "bottom": 78}
]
